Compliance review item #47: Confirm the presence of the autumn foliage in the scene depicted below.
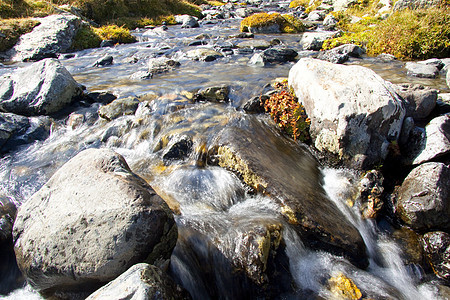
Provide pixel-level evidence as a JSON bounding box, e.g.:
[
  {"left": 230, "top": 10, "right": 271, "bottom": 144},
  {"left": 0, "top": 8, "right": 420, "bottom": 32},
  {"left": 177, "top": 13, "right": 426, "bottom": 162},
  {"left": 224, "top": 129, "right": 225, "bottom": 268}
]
[{"left": 263, "top": 83, "right": 311, "bottom": 142}]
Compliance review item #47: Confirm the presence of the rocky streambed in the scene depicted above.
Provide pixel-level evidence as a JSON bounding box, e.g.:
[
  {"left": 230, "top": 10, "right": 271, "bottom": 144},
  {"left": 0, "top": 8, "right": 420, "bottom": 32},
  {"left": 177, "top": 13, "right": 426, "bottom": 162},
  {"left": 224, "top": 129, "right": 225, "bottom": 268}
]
[{"left": 1, "top": 0, "right": 450, "bottom": 299}]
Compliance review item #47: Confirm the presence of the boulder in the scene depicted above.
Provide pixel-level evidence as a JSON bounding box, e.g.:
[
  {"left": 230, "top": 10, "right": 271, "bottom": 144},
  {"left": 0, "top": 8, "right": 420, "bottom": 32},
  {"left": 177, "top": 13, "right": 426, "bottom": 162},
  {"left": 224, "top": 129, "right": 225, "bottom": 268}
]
[
  {"left": 86, "top": 263, "right": 190, "bottom": 300},
  {"left": 194, "top": 85, "right": 230, "bottom": 103},
  {"left": 0, "top": 113, "right": 51, "bottom": 153},
  {"left": 405, "top": 62, "right": 439, "bottom": 78},
  {"left": 396, "top": 162, "right": 450, "bottom": 231},
  {"left": 186, "top": 48, "right": 224, "bottom": 62},
  {"left": 242, "top": 95, "right": 268, "bottom": 114},
  {"left": 237, "top": 39, "right": 271, "bottom": 50},
  {"left": 288, "top": 58, "right": 405, "bottom": 168},
  {"left": 148, "top": 57, "right": 180, "bottom": 74},
  {"left": 317, "top": 43, "right": 365, "bottom": 63},
  {"left": 422, "top": 231, "right": 450, "bottom": 281},
  {"left": 0, "top": 58, "right": 82, "bottom": 116},
  {"left": 393, "top": 84, "right": 437, "bottom": 120},
  {"left": 93, "top": 55, "right": 113, "bottom": 67},
  {"left": 307, "top": 10, "right": 326, "bottom": 22},
  {"left": 175, "top": 15, "right": 199, "bottom": 28},
  {"left": 300, "top": 31, "right": 340, "bottom": 51},
  {"left": 8, "top": 14, "right": 82, "bottom": 62},
  {"left": 13, "top": 149, "right": 177, "bottom": 297},
  {"left": 404, "top": 114, "right": 450, "bottom": 165},
  {"left": 98, "top": 97, "right": 140, "bottom": 121},
  {"left": 212, "top": 116, "right": 368, "bottom": 268}
]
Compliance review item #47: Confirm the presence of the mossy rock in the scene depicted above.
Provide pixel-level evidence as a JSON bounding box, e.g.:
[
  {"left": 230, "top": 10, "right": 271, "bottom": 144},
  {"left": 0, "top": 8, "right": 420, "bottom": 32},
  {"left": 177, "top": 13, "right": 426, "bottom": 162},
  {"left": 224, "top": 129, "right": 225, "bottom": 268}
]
[{"left": 240, "top": 12, "right": 305, "bottom": 34}]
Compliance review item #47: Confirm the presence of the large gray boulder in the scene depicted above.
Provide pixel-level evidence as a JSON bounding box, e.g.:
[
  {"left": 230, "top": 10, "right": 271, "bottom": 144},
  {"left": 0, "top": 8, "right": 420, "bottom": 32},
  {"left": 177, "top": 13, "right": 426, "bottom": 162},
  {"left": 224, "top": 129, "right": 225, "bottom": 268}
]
[
  {"left": 86, "top": 263, "right": 190, "bottom": 300},
  {"left": 13, "top": 148, "right": 177, "bottom": 297},
  {"left": 396, "top": 162, "right": 450, "bottom": 231},
  {"left": 404, "top": 114, "right": 450, "bottom": 165},
  {"left": 0, "top": 58, "right": 83, "bottom": 116},
  {"left": 288, "top": 58, "right": 405, "bottom": 168},
  {"left": 393, "top": 83, "right": 437, "bottom": 120},
  {"left": 8, "top": 14, "right": 82, "bottom": 62}
]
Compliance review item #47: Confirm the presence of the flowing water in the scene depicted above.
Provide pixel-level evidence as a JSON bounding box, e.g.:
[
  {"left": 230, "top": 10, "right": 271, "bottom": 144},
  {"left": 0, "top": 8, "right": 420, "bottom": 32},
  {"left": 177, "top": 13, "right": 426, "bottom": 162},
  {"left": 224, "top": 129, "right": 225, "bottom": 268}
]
[{"left": 1, "top": 14, "right": 449, "bottom": 300}]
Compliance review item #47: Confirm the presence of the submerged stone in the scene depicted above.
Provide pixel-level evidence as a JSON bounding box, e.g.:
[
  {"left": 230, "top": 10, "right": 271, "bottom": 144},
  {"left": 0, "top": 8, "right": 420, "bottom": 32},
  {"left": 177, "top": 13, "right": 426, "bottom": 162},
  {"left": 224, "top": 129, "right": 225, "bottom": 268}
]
[{"left": 211, "top": 116, "right": 368, "bottom": 268}]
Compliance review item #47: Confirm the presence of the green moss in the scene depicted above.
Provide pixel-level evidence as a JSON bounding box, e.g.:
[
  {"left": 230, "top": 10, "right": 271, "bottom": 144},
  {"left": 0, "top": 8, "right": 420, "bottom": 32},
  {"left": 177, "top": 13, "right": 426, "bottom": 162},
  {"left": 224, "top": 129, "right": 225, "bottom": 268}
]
[
  {"left": 94, "top": 24, "right": 136, "bottom": 43},
  {"left": 240, "top": 12, "right": 305, "bottom": 33},
  {"left": 323, "top": 7, "right": 450, "bottom": 60},
  {"left": 289, "top": 0, "right": 309, "bottom": 8},
  {"left": 0, "top": 18, "right": 40, "bottom": 52},
  {"left": 70, "top": 24, "right": 101, "bottom": 50}
]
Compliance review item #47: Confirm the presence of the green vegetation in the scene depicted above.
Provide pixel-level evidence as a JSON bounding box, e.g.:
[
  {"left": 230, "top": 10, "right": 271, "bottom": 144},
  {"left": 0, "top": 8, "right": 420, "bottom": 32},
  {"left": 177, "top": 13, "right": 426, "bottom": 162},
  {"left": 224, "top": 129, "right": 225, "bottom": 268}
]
[
  {"left": 71, "top": 24, "right": 135, "bottom": 50},
  {"left": 0, "top": 18, "right": 40, "bottom": 52},
  {"left": 323, "top": 7, "right": 450, "bottom": 59},
  {"left": 0, "top": 0, "right": 203, "bottom": 25},
  {"left": 240, "top": 12, "right": 305, "bottom": 33},
  {"left": 264, "top": 81, "right": 311, "bottom": 142}
]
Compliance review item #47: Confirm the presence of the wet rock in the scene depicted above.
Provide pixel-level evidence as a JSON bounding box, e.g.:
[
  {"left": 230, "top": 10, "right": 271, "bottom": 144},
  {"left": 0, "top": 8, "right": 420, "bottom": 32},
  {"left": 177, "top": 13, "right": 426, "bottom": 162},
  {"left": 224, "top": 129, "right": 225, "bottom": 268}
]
[
  {"left": 422, "top": 231, "right": 450, "bottom": 281},
  {"left": 300, "top": 31, "right": 340, "bottom": 51},
  {"left": 175, "top": 15, "right": 199, "bottom": 28},
  {"left": 66, "top": 113, "right": 84, "bottom": 130},
  {"left": 403, "top": 114, "right": 450, "bottom": 165},
  {"left": 148, "top": 57, "right": 180, "bottom": 74},
  {"left": 130, "top": 70, "right": 153, "bottom": 80},
  {"left": 0, "top": 113, "right": 51, "bottom": 153},
  {"left": 8, "top": 14, "right": 82, "bottom": 62},
  {"left": 86, "top": 91, "right": 117, "bottom": 104},
  {"left": 392, "top": 228, "right": 423, "bottom": 265},
  {"left": 13, "top": 148, "right": 177, "bottom": 297},
  {"left": 237, "top": 39, "right": 271, "bottom": 50},
  {"left": 0, "top": 59, "right": 82, "bottom": 116},
  {"left": 162, "top": 137, "right": 193, "bottom": 163},
  {"left": 86, "top": 263, "right": 190, "bottom": 300},
  {"left": 377, "top": 53, "right": 396, "bottom": 62},
  {"left": 100, "top": 40, "right": 115, "bottom": 48},
  {"left": 98, "top": 97, "right": 140, "bottom": 121},
  {"left": 213, "top": 116, "right": 368, "bottom": 268},
  {"left": 186, "top": 48, "right": 224, "bottom": 62},
  {"left": 249, "top": 48, "right": 298, "bottom": 66},
  {"left": 396, "top": 162, "right": 450, "bottom": 231},
  {"left": 399, "top": 116, "right": 414, "bottom": 145},
  {"left": 393, "top": 83, "right": 437, "bottom": 121},
  {"left": 93, "top": 55, "right": 113, "bottom": 67},
  {"left": 358, "top": 170, "right": 384, "bottom": 219},
  {"left": 229, "top": 32, "right": 255, "bottom": 39},
  {"left": 328, "top": 273, "right": 362, "bottom": 300},
  {"left": 405, "top": 62, "right": 439, "bottom": 78},
  {"left": 0, "top": 197, "right": 23, "bottom": 294},
  {"left": 288, "top": 58, "right": 405, "bottom": 168},
  {"left": 242, "top": 95, "right": 269, "bottom": 114},
  {"left": 194, "top": 85, "right": 230, "bottom": 103}
]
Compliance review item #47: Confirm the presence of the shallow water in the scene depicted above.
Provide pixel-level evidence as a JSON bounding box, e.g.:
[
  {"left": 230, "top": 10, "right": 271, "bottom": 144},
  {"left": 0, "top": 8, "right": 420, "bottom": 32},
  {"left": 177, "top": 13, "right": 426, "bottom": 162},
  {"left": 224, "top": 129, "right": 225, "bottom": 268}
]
[{"left": 1, "top": 12, "right": 449, "bottom": 300}]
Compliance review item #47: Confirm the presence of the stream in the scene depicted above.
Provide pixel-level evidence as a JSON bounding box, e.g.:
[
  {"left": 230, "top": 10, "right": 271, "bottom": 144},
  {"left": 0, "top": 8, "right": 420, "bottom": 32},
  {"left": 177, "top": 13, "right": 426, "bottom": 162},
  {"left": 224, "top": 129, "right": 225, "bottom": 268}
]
[{"left": 1, "top": 12, "right": 449, "bottom": 300}]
